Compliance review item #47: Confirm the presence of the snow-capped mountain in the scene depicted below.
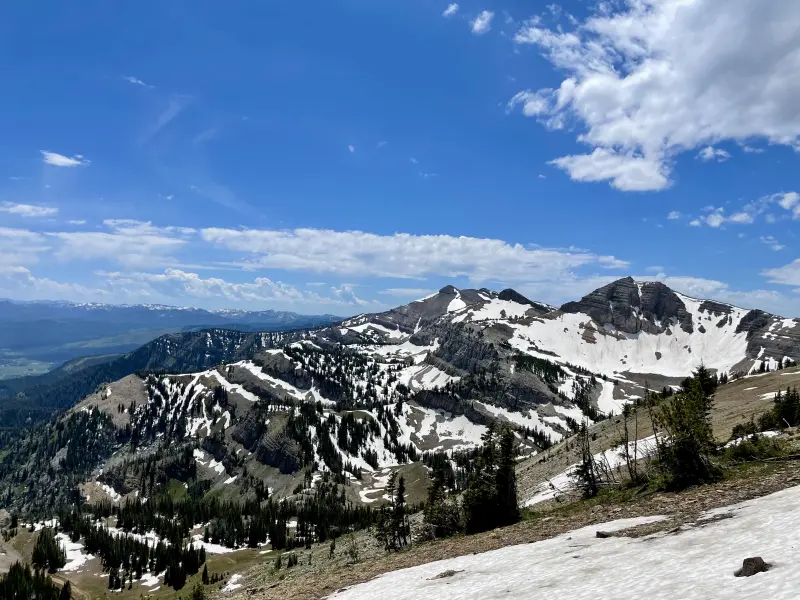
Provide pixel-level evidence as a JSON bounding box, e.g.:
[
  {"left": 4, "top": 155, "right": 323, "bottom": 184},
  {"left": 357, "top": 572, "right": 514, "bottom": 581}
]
[{"left": 4, "top": 277, "right": 798, "bottom": 513}]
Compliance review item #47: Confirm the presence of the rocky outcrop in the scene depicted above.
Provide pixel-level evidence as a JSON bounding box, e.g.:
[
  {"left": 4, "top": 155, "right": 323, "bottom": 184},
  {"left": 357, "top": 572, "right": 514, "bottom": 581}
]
[
  {"left": 235, "top": 413, "right": 301, "bottom": 474},
  {"left": 698, "top": 300, "right": 732, "bottom": 316},
  {"left": 413, "top": 391, "right": 493, "bottom": 426},
  {"left": 561, "top": 277, "right": 693, "bottom": 334},
  {"left": 736, "top": 310, "right": 772, "bottom": 338}
]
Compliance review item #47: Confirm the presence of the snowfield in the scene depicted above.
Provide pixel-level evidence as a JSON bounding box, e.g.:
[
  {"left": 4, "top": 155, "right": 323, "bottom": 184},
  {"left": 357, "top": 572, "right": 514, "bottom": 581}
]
[
  {"left": 507, "top": 292, "right": 753, "bottom": 379},
  {"left": 331, "top": 485, "right": 800, "bottom": 600}
]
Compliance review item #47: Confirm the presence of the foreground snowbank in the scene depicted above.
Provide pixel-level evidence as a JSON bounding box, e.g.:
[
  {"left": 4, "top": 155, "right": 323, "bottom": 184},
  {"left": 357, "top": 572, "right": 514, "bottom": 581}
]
[{"left": 330, "top": 485, "right": 800, "bottom": 599}]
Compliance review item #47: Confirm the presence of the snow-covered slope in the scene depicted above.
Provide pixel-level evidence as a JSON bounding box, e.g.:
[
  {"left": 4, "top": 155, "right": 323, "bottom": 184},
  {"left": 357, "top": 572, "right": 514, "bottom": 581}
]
[{"left": 329, "top": 485, "right": 800, "bottom": 600}]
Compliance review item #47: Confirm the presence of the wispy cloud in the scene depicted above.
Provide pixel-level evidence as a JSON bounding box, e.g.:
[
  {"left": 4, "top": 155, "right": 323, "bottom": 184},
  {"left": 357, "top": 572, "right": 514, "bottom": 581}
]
[
  {"left": 99, "top": 268, "right": 368, "bottom": 309},
  {"left": 41, "top": 151, "right": 90, "bottom": 167},
  {"left": 193, "top": 127, "right": 218, "bottom": 145},
  {"left": 667, "top": 211, "right": 681, "bottom": 220},
  {"left": 123, "top": 75, "right": 154, "bottom": 89},
  {"left": 0, "top": 202, "right": 58, "bottom": 218},
  {"left": 49, "top": 219, "right": 195, "bottom": 268},
  {"left": 471, "top": 10, "right": 494, "bottom": 35},
  {"left": 696, "top": 146, "right": 731, "bottom": 162},
  {"left": 348, "top": 145, "right": 356, "bottom": 153},
  {"left": 443, "top": 3, "right": 459, "bottom": 17},
  {"left": 760, "top": 236, "right": 785, "bottom": 251},
  {"left": 376, "top": 141, "right": 389, "bottom": 149},
  {"left": 67, "top": 219, "right": 87, "bottom": 225},
  {"left": 139, "top": 96, "right": 189, "bottom": 145}
]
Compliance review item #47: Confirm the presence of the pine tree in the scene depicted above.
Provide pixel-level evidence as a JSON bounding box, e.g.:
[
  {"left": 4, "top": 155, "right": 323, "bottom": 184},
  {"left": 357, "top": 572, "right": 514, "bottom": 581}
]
[
  {"left": 495, "top": 426, "right": 519, "bottom": 527},
  {"left": 202, "top": 564, "right": 209, "bottom": 585},
  {"left": 59, "top": 580, "right": 72, "bottom": 600}
]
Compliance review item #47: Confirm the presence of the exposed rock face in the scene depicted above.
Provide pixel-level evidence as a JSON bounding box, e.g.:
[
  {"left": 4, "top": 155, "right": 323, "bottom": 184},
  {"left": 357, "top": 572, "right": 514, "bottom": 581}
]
[
  {"left": 413, "top": 391, "right": 493, "bottom": 426},
  {"left": 736, "top": 310, "right": 773, "bottom": 337},
  {"left": 741, "top": 313, "right": 800, "bottom": 364},
  {"left": 698, "top": 300, "right": 732, "bottom": 316},
  {"left": 560, "top": 277, "right": 693, "bottom": 334}
]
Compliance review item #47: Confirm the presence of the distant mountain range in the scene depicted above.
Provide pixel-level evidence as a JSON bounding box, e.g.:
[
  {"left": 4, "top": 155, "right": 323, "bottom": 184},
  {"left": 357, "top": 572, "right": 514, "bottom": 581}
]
[{"left": 0, "top": 298, "right": 341, "bottom": 380}]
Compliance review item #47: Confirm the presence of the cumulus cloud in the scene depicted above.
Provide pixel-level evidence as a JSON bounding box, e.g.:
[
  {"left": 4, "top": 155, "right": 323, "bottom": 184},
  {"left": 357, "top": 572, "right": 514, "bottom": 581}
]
[
  {"left": 471, "top": 10, "right": 494, "bottom": 35},
  {"left": 511, "top": 0, "right": 800, "bottom": 190},
  {"left": 547, "top": 149, "right": 668, "bottom": 191},
  {"left": 200, "top": 227, "right": 629, "bottom": 284},
  {"left": 443, "top": 3, "right": 459, "bottom": 17},
  {"left": 0, "top": 202, "right": 58, "bottom": 217},
  {"left": 690, "top": 207, "right": 754, "bottom": 228},
  {"left": 667, "top": 211, "right": 681, "bottom": 220},
  {"left": 0, "top": 266, "right": 106, "bottom": 300},
  {"left": 41, "top": 151, "right": 90, "bottom": 167}
]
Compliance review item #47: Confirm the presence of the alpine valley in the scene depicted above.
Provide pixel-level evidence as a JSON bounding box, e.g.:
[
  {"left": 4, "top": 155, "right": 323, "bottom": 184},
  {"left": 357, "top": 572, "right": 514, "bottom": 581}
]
[{"left": 0, "top": 277, "right": 798, "bottom": 594}]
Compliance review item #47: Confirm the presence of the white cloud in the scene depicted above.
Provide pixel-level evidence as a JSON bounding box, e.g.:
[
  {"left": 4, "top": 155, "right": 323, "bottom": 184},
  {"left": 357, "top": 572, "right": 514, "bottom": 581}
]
[
  {"left": 0, "top": 228, "right": 50, "bottom": 267},
  {"left": 471, "top": 10, "right": 494, "bottom": 35},
  {"left": 0, "top": 266, "right": 106, "bottom": 300},
  {"left": 667, "top": 211, "right": 681, "bottom": 220},
  {"left": 99, "top": 268, "right": 367, "bottom": 308},
  {"left": 41, "top": 151, "right": 90, "bottom": 167},
  {"left": 443, "top": 3, "right": 459, "bottom": 17},
  {"left": 348, "top": 145, "right": 356, "bottom": 153},
  {"left": 763, "top": 260, "right": 800, "bottom": 286},
  {"left": 690, "top": 207, "right": 754, "bottom": 228},
  {"left": 124, "top": 76, "right": 153, "bottom": 89},
  {"left": 697, "top": 146, "right": 731, "bottom": 162},
  {"left": 201, "top": 227, "right": 628, "bottom": 284},
  {"left": 0, "top": 202, "right": 58, "bottom": 217},
  {"left": 776, "top": 191, "right": 800, "bottom": 211},
  {"left": 760, "top": 236, "right": 785, "bottom": 251},
  {"left": 410, "top": 157, "right": 418, "bottom": 164},
  {"left": 511, "top": 0, "right": 800, "bottom": 190},
  {"left": 548, "top": 148, "right": 668, "bottom": 192},
  {"left": 68, "top": 219, "right": 87, "bottom": 225},
  {"left": 49, "top": 220, "right": 195, "bottom": 268}
]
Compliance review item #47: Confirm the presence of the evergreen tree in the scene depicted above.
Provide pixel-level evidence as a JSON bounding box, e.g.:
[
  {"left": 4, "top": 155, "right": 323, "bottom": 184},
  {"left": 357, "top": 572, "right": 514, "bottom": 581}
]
[
  {"left": 654, "top": 370, "right": 719, "bottom": 490},
  {"left": 202, "top": 564, "right": 209, "bottom": 585},
  {"left": 59, "top": 580, "right": 72, "bottom": 600},
  {"left": 32, "top": 528, "right": 67, "bottom": 573},
  {"left": 495, "top": 426, "right": 519, "bottom": 527}
]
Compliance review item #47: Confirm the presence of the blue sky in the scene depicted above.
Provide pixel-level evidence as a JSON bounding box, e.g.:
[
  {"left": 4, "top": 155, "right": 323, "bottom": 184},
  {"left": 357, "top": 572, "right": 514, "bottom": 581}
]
[{"left": 1, "top": 0, "right": 799, "bottom": 316}]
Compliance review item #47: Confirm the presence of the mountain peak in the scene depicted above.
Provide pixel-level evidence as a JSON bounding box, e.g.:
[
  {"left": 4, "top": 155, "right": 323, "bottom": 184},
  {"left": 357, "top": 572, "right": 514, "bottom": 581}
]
[{"left": 561, "top": 277, "right": 693, "bottom": 334}]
